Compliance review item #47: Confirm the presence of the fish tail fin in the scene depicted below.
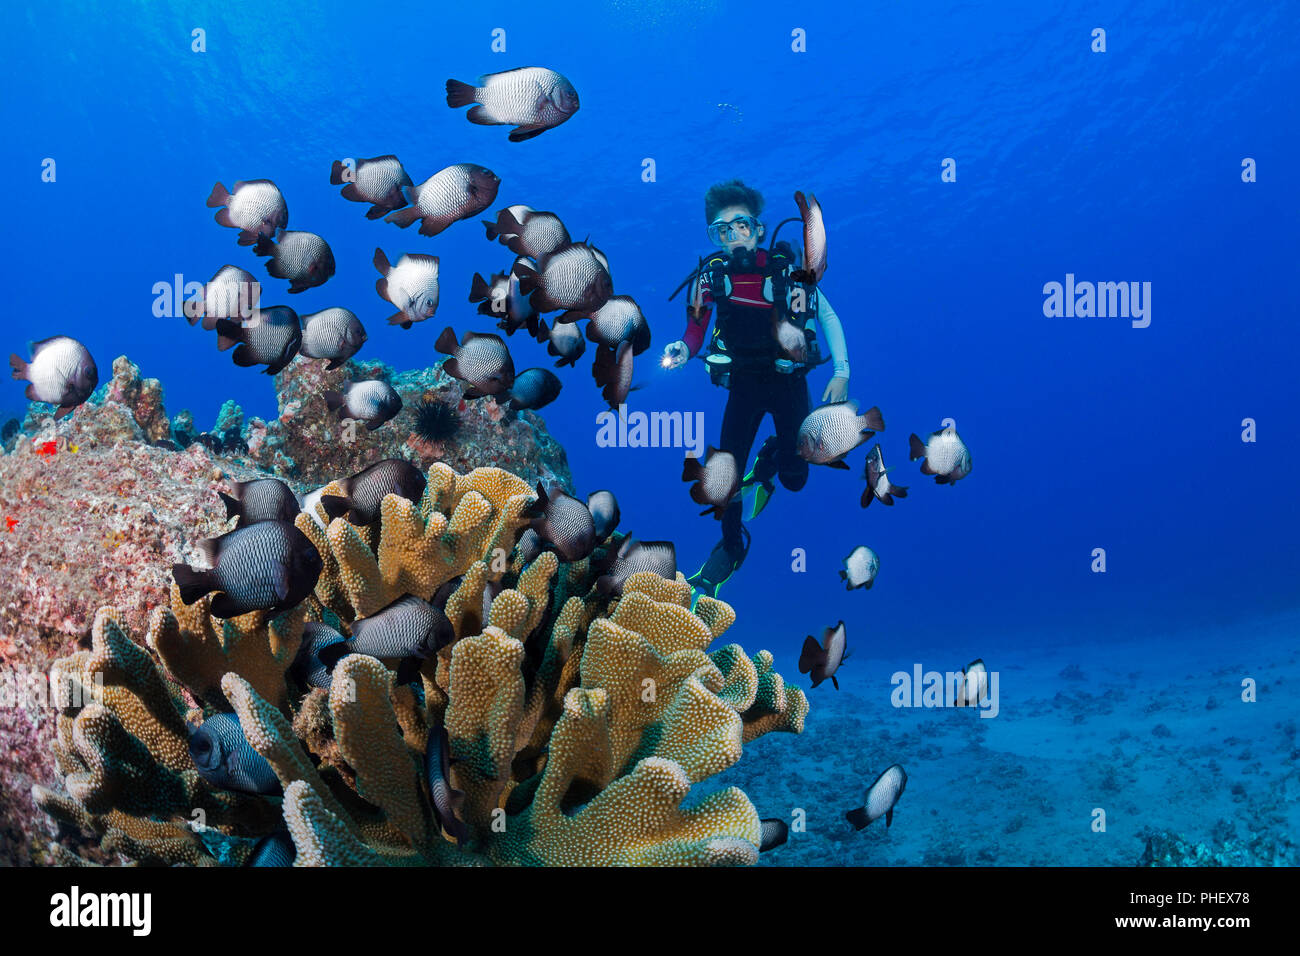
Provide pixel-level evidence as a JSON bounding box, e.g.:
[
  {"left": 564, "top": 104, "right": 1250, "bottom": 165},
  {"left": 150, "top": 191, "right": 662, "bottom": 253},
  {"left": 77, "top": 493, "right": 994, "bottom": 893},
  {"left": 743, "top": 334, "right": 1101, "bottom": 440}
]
[
  {"left": 845, "top": 806, "right": 871, "bottom": 831},
  {"left": 9, "top": 354, "right": 27, "bottom": 380},
  {"left": 206, "top": 182, "right": 230, "bottom": 208},
  {"left": 172, "top": 564, "right": 215, "bottom": 605},
  {"left": 859, "top": 488, "right": 873, "bottom": 508},
  {"left": 434, "top": 326, "right": 460, "bottom": 356},
  {"left": 908, "top": 434, "right": 925, "bottom": 460},
  {"left": 315, "top": 641, "right": 350, "bottom": 671},
  {"left": 861, "top": 406, "right": 885, "bottom": 432},
  {"left": 468, "top": 273, "right": 491, "bottom": 303},
  {"left": 322, "top": 390, "right": 346, "bottom": 413},
  {"left": 213, "top": 319, "right": 242, "bottom": 351},
  {"left": 892, "top": 484, "right": 909, "bottom": 498},
  {"left": 445, "top": 78, "right": 478, "bottom": 108},
  {"left": 320, "top": 494, "right": 349, "bottom": 521},
  {"left": 681, "top": 456, "right": 704, "bottom": 482},
  {"left": 512, "top": 261, "right": 539, "bottom": 294},
  {"left": 218, "top": 491, "right": 241, "bottom": 521},
  {"left": 482, "top": 220, "right": 500, "bottom": 241},
  {"left": 798, "top": 635, "right": 819, "bottom": 674},
  {"left": 329, "top": 160, "right": 347, "bottom": 185},
  {"left": 252, "top": 234, "right": 276, "bottom": 257},
  {"left": 372, "top": 247, "right": 391, "bottom": 276}
]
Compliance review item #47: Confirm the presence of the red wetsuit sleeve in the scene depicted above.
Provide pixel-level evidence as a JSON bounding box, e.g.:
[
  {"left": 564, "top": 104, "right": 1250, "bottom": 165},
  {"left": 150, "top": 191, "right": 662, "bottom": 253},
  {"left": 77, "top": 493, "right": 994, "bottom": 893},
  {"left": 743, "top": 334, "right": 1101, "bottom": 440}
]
[{"left": 682, "top": 284, "right": 714, "bottom": 357}]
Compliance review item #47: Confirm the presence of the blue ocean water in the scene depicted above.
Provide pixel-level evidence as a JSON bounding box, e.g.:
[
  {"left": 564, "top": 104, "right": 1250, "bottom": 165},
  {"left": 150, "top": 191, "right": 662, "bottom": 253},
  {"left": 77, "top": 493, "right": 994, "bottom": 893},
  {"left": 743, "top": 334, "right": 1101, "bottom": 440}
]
[{"left": 4, "top": 1, "right": 1297, "bottom": 864}]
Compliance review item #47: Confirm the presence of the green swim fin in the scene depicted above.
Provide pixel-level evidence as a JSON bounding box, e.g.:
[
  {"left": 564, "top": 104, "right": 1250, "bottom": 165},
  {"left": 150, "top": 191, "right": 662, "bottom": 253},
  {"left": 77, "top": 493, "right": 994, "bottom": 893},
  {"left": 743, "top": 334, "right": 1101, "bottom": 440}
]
[
  {"left": 743, "top": 479, "right": 774, "bottom": 519},
  {"left": 686, "top": 530, "right": 751, "bottom": 599}
]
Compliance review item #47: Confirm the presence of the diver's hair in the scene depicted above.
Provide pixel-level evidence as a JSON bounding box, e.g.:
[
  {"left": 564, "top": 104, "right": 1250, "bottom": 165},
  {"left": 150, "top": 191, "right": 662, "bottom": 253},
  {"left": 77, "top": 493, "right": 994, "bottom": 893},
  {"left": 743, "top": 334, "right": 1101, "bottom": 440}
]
[{"left": 704, "top": 179, "right": 765, "bottom": 223}]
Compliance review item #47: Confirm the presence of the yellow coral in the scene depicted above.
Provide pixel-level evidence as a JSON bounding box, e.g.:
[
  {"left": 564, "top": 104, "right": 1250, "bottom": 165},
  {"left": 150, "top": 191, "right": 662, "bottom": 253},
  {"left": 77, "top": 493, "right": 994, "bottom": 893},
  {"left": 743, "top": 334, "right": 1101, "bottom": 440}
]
[{"left": 37, "top": 464, "right": 808, "bottom": 867}]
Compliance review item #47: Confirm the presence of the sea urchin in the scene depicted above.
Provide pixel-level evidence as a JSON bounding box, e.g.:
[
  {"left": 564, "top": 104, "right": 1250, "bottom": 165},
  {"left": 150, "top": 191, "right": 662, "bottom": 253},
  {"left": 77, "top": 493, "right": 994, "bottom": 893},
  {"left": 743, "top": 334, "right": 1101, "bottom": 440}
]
[{"left": 412, "top": 397, "right": 461, "bottom": 444}]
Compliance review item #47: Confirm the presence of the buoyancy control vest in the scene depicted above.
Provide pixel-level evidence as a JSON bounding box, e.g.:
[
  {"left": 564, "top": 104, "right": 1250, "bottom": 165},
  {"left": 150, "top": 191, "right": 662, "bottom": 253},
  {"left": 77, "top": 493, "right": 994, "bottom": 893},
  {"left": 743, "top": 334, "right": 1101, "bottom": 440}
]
[{"left": 699, "top": 241, "right": 821, "bottom": 370}]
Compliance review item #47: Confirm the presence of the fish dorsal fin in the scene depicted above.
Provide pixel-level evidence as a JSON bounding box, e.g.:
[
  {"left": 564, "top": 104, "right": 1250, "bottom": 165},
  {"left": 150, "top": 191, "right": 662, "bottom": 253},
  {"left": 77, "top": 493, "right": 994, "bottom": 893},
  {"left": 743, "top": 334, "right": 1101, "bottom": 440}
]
[{"left": 30, "top": 335, "right": 75, "bottom": 360}]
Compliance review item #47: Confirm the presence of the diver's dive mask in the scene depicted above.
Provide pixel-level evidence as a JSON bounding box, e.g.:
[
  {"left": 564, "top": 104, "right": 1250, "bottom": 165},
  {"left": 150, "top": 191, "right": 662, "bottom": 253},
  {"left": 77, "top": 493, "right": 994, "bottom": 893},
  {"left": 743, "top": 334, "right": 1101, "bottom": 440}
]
[{"left": 707, "top": 215, "right": 760, "bottom": 247}]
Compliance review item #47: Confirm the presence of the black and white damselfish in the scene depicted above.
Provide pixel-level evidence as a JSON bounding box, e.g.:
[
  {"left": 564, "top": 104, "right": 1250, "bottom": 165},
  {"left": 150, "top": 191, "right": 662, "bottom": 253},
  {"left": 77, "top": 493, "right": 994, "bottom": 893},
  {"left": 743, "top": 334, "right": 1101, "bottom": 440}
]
[
  {"left": 215, "top": 305, "right": 302, "bottom": 375},
  {"left": 798, "top": 620, "right": 848, "bottom": 689},
  {"left": 330, "top": 154, "right": 412, "bottom": 220},
  {"left": 445, "top": 67, "right": 580, "bottom": 142},
  {"left": 172, "top": 520, "right": 322, "bottom": 619},
  {"left": 9, "top": 335, "right": 97, "bottom": 419}
]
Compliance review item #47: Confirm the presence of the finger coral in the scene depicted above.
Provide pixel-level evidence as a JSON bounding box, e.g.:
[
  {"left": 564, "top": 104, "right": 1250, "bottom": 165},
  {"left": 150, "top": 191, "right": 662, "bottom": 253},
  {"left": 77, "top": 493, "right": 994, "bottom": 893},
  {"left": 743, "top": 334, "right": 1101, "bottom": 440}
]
[{"left": 34, "top": 463, "right": 807, "bottom": 866}]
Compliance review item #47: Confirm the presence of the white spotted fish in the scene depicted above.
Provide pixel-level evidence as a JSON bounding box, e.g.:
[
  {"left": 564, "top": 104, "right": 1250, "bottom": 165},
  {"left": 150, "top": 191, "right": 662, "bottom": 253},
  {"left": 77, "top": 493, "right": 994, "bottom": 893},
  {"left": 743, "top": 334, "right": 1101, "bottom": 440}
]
[
  {"left": 385, "top": 164, "right": 500, "bottom": 237},
  {"left": 469, "top": 257, "right": 538, "bottom": 336},
  {"left": 840, "top": 545, "right": 879, "bottom": 590},
  {"left": 435, "top": 327, "right": 516, "bottom": 398},
  {"left": 373, "top": 248, "right": 439, "bottom": 330},
  {"left": 253, "top": 231, "right": 335, "bottom": 293},
  {"left": 206, "top": 179, "right": 288, "bottom": 246},
  {"left": 910, "top": 427, "right": 973, "bottom": 485},
  {"left": 506, "top": 367, "right": 562, "bottom": 411},
  {"left": 9, "top": 336, "right": 97, "bottom": 420},
  {"left": 541, "top": 318, "right": 586, "bottom": 367},
  {"left": 527, "top": 483, "right": 596, "bottom": 562},
  {"left": 514, "top": 241, "right": 612, "bottom": 314},
  {"left": 845, "top": 764, "right": 907, "bottom": 830},
  {"left": 585, "top": 490, "right": 620, "bottom": 540},
  {"left": 485, "top": 205, "right": 570, "bottom": 259},
  {"left": 299, "top": 308, "right": 367, "bottom": 370},
  {"left": 591, "top": 341, "right": 635, "bottom": 410},
  {"left": 424, "top": 726, "right": 468, "bottom": 844},
  {"left": 445, "top": 67, "right": 580, "bottom": 142},
  {"left": 957, "top": 658, "right": 988, "bottom": 708},
  {"left": 330, "top": 154, "right": 412, "bottom": 219},
  {"left": 596, "top": 538, "right": 676, "bottom": 596},
  {"left": 215, "top": 305, "right": 302, "bottom": 375},
  {"left": 220, "top": 477, "right": 300, "bottom": 527},
  {"left": 189, "top": 712, "right": 282, "bottom": 795},
  {"left": 682, "top": 446, "right": 740, "bottom": 519},
  {"left": 171, "top": 520, "right": 322, "bottom": 619},
  {"left": 796, "top": 401, "right": 884, "bottom": 468},
  {"left": 320, "top": 459, "right": 427, "bottom": 526},
  {"left": 791, "top": 191, "right": 826, "bottom": 284},
  {"left": 186, "top": 265, "right": 261, "bottom": 329},
  {"left": 799, "top": 620, "right": 847, "bottom": 689},
  {"left": 323, "top": 379, "right": 402, "bottom": 431},
  {"left": 573, "top": 295, "right": 651, "bottom": 355},
  {"left": 860, "top": 444, "right": 907, "bottom": 508},
  {"left": 315, "top": 594, "right": 455, "bottom": 686}
]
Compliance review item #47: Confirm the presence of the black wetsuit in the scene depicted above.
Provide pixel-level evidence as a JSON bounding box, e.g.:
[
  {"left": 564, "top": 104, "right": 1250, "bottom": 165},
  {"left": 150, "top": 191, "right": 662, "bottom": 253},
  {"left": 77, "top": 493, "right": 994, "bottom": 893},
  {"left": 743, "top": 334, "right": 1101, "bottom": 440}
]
[{"left": 681, "top": 245, "right": 812, "bottom": 552}]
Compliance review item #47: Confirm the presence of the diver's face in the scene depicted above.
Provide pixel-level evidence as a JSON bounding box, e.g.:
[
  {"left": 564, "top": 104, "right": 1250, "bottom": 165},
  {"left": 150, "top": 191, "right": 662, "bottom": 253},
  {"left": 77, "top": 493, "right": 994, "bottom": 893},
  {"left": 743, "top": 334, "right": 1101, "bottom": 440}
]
[{"left": 713, "top": 204, "right": 762, "bottom": 253}]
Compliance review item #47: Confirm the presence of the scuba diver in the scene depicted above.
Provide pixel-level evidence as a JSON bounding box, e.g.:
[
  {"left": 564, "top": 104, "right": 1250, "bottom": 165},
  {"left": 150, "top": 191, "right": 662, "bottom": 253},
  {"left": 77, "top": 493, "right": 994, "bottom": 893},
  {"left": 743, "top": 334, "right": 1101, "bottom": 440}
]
[{"left": 662, "top": 179, "right": 850, "bottom": 597}]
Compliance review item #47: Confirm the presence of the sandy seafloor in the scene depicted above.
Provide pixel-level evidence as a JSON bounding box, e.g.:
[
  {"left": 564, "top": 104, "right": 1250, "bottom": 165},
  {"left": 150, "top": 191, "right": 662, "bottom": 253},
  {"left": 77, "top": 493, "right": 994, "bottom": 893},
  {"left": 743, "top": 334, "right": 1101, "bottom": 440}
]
[{"left": 706, "top": 609, "right": 1300, "bottom": 866}]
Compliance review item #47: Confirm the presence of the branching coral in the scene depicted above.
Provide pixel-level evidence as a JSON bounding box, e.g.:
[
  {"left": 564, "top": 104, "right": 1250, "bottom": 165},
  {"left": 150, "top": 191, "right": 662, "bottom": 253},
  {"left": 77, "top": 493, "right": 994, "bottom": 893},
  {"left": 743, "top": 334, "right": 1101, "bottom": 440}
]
[{"left": 34, "top": 464, "right": 807, "bottom": 866}]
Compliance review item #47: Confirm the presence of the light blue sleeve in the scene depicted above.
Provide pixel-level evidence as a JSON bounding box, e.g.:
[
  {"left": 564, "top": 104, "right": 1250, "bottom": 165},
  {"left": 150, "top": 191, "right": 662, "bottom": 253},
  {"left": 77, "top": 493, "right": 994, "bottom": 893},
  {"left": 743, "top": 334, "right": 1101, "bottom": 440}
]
[{"left": 816, "top": 293, "right": 850, "bottom": 378}]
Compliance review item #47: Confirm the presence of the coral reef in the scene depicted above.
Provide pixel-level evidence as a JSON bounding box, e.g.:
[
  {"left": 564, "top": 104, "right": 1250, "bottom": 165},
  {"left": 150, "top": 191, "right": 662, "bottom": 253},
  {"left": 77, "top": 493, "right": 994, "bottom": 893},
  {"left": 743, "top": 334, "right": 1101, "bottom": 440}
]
[
  {"left": 0, "top": 353, "right": 571, "bottom": 864},
  {"left": 32, "top": 462, "right": 807, "bottom": 866}
]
